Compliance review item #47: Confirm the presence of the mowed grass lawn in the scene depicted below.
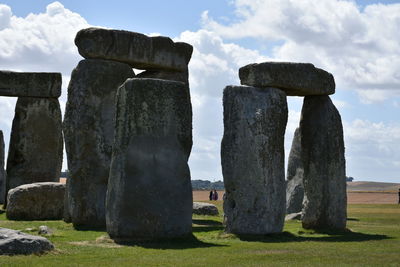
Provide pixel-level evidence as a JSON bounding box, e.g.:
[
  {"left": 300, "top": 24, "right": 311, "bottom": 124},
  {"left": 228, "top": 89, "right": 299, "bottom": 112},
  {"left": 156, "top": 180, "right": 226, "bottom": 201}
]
[{"left": 0, "top": 203, "right": 399, "bottom": 266}]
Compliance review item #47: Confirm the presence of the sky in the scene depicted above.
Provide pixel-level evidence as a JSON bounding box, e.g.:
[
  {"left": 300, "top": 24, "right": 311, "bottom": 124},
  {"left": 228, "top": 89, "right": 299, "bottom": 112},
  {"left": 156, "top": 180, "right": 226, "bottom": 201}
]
[{"left": 0, "top": 0, "right": 399, "bottom": 183}]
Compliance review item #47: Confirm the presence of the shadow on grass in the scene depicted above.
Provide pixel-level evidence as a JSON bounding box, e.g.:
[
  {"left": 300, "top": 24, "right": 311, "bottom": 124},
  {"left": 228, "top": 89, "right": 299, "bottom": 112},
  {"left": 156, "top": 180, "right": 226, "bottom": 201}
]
[
  {"left": 347, "top": 217, "right": 360, "bottom": 221},
  {"left": 73, "top": 225, "right": 107, "bottom": 232},
  {"left": 114, "top": 234, "right": 226, "bottom": 249},
  {"left": 192, "top": 219, "right": 224, "bottom": 233},
  {"left": 236, "top": 229, "right": 390, "bottom": 243}
]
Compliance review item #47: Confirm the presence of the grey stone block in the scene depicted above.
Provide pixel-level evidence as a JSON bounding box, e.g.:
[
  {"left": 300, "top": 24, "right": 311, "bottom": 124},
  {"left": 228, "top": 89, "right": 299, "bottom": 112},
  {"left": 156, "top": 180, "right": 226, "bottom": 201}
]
[
  {"left": 6, "top": 97, "right": 63, "bottom": 196},
  {"left": 286, "top": 128, "right": 304, "bottom": 214},
  {"left": 63, "top": 59, "right": 134, "bottom": 228},
  {"left": 239, "top": 62, "right": 335, "bottom": 96},
  {"left": 300, "top": 96, "right": 347, "bottom": 230},
  {"left": 75, "top": 27, "right": 193, "bottom": 71},
  {"left": 221, "top": 86, "right": 287, "bottom": 234},
  {"left": 0, "top": 71, "right": 61, "bottom": 98},
  {"left": 6, "top": 182, "right": 65, "bottom": 220},
  {"left": 106, "top": 78, "right": 193, "bottom": 241}
]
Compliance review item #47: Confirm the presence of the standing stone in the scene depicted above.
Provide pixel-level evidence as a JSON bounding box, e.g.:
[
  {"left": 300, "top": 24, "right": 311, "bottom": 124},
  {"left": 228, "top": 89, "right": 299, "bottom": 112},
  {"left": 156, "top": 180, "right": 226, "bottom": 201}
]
[
  {"left": 0, "top": 130, "right": 5, "bottom": 204},
  {"left": 6, "top": 97, "right": 63, "bottom": 195},
  {"left": 286, "top": 128, "right": 304, "bottom": 214},
  {"left": 75, "top": 27, "right": 193, "bottom": 71},
  {"left": 107, "top": 78, "right": 193, "bottom": 241},
  {"left": 221, "top": 86, "right": 288, "bottom": 234},
  {"left": 0, "top": 71, "right": 61, "bottom": 98},
  {"left": 63, "top": 59, "right": 134, "bottom": 228},
  {"left": 239, "top": 62, "right": 335, "bottom": 96},
  {"left": 300, "top": 96, "right": 347, "bottom": 230}
]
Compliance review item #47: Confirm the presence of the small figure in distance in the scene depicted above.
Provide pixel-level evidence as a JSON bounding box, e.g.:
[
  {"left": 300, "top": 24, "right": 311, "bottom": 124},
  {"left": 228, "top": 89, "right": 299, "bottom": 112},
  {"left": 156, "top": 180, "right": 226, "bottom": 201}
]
[
  {"left": 209, "top": 190, "right": 213, "bottom": 201},
  {"left": 213, "top": 189, "right": 219, "bottom": 201},
  {"left": 398, "top": 188, "right": 400, "bottom": 204}
]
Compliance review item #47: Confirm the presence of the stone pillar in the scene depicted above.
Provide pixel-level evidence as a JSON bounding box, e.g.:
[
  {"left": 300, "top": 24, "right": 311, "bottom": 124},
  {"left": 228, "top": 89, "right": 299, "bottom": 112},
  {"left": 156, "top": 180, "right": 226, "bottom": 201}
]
[
  {"left": 63, "top": 59, "right": 134, "bottom": 228},
  {"left": 6, "top": 97, "right": 63, "bottom": 194},
  {"left": 300, "top": 96, "right": 347, "bottom": 230},
  {"left": 106, "top": 78, "right": 193, "bottom": 241},
  {"left": 286, "top": 128, "right": 304, "bottom": 214},
  {"left": 0, "top": 130, "right": 5, "bottom": 204},
  {"left": 221, "top": 85, "right": 287, "bottom": 234}
]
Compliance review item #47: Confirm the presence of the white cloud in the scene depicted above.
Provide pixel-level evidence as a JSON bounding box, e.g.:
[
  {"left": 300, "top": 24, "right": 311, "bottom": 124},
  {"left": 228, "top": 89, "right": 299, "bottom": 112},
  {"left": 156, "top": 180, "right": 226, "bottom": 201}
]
[
  {"left": 344, "top": 119, "right": 400, "bottom": 181},
  {"left": 203, "top": 0, "right": 400, "bottom": 103},
  {"left": 0, "top": 2, "right": 89, "bottom": 167}
]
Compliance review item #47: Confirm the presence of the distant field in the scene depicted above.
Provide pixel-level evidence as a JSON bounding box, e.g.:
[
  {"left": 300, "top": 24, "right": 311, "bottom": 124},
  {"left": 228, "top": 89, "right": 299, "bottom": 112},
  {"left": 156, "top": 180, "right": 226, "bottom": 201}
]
[{"left": 347, "top": 181, "right": 400, "bottom": 192}]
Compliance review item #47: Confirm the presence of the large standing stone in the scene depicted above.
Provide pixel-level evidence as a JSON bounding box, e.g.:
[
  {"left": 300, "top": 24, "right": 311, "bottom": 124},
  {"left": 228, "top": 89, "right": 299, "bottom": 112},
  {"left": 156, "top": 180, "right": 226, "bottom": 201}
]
[
  {"left": 0, "top": 71, "right": 61, "bottom": 98},
  {"left": 6, "top": 97, "right": 63, "bottom": 195},
  {"left": 63, "top": 59, "right": 134, "bottom": 228},
  {"left": 239, "top": 62, "right": 335, "bottom": 96},
  {"left": 286, "top": 128, "right": 304, "bottom": 214},
  {"left": 6, "top": 182, "right": 65, "bottom": 220},
  {"left": 75, "top": 27, "right": 193, "bottom": 71},
  {"left": 106, "top": 78, "right": 193, "bottom": 241},
  {"left": 221, "top": 86, "right": 288, "bottom": 234},
  {"left": 0, "top": 228, "right": 54, "bottom": 255},
  {"left": 300, "top": 96, "right": 347, "bottom": 230},
  {"left": 0, "top": 130, "right": 5, "bottom": 204}
]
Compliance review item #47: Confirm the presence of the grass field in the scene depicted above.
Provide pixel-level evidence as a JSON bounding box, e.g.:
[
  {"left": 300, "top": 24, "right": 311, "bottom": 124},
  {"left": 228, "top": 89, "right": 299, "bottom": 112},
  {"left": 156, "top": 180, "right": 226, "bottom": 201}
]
[{"left": 1, "top": 202, "right": 399, "bottom": 266}]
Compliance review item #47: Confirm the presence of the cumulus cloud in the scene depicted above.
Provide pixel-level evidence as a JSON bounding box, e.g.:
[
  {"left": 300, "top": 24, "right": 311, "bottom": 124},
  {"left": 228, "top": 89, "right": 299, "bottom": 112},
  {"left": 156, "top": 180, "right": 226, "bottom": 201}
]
[
  {"left": 0, "top": 2, "right": 89, "bottom": 165},
  {"left": 203, "top": 0, "right": 400, "bottom": 103}
]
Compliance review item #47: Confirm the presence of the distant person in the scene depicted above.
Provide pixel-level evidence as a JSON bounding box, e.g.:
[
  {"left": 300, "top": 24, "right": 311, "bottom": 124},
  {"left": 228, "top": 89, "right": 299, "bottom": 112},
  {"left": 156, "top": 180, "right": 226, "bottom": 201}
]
[
  {"left": 209, "top": 190, "right": 213, "bottom": 201},
  {"left": 213, "top": 190, "right": 218, "bottom": 201},
  {"left": 398, "top": 188, "right": 400, "bottom": 204}
]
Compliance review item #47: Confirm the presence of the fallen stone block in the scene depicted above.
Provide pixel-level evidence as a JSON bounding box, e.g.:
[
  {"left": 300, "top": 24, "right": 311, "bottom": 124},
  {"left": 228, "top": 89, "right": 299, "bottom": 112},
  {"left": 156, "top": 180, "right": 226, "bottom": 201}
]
[
  {"left": 6, "top": 182, "right": 65, "bottom": 220},
  {"left": 75, "top": 27, "right": 193, "bottom": 71},
  {"left": 0, "top": 71, "right": 61, "bottom": 98},
  {"left": 285, "top": 212, "right": 302, "bottom": 221},
  {"left": 0, "top": 227, "right": 54, "bottom": 255},
  {"left": 239, "top": 62, "right": 335, "bottom": 96},
  {"left": 193, "top": 202, "right": 219, "bottom": 216}
]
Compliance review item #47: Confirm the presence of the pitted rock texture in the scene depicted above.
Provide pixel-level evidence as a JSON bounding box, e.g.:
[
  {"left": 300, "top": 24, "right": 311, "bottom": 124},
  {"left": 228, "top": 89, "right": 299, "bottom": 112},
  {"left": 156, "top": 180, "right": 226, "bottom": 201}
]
[
  {"left": 193, "top": 202, "right": 219, "bottom": 216},
  {"left": 63, "top": 59, "right": 134, "bottom": 228},
  {"left": 136, "top": 68, "right": 189, "bottom": 84},
  {"left": 239, "top": 62, "right": 335, "bottom": 96},
  {"left": 0, "top": 71, "right": 61, "bottom": 98},
  {"left": 221, "top": 85, "right": 288, "bottom": 234},
  {"left": 0, "top": 228, "right": 54, "bottom": 255},
  {"left": 6, "top": 182, "right": 65, "bottom": 220},
  {"left": 0, "top": 130, "right": 5, "bottom": 204},
  {"left": 6, "top": 97, "right": 63, "bottom": 196},
  {"left": 300, "top": 96, "right": 347, "bottom": 230},
  {"left": 286, "top": 128, "right": 304, "bottom": 214},
  {"left": 75, "top": 27, "right": 193, "bottom": 71},
  {"left": 106, "top": 78, "right": 193, "bottom": 241}
]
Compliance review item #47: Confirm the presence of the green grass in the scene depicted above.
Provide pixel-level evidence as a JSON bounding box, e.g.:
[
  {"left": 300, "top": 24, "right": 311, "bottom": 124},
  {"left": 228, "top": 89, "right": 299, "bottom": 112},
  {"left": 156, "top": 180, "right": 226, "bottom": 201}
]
[{"left": 1, "top": 203, "right": 399, "bottom": 266}]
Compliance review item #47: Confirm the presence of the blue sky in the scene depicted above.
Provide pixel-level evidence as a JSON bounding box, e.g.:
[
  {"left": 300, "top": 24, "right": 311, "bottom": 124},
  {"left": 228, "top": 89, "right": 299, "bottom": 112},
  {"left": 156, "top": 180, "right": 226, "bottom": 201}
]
[{"left": 0, "top": 0, "right": 399, "bottom": 183}]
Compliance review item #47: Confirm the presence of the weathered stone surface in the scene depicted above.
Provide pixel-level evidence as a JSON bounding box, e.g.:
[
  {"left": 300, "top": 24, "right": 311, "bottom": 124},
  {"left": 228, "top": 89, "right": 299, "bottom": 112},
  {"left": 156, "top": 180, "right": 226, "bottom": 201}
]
[
  {"left": 0, "top": 130, "right": 5, "bottom": 204},
  {"left": 63, "top": 59, "right": 134, "bottom": 228},
  {"left": 286, "top": 128, "right": 304, "bottom": 214},
  {"left": 300, "top": 96, "right": 347, "bottom": 230},
  {"left": 136, "top": 68, "right": 189, "bottom": 84},
  {"left": 239, "top": 62, "right": 335, "bottom": 96},
  {"left": 38, "top": 226, "right": 52, "bottom": 235},
  {"left": 6, "top": 97, "right": 63, "bottom": 197},
  {"left": 221, "top": 86, "right": 288, "bottom": 234},
  {"left": 0, "top": 227, "right": 54, "bottom": 255},
  {"left": 75, "top": 27, "right": 193, "bottom": 71},
  {"left": 6, "top": 182, "right": 65, "bottom": 220},
  {"left": 106, "top": 78, "right": 193, "bottom": 241},
  {"left": 193, "top": 202, "right": 219, "bottom": 216},
  {"left": 0, "top": 71, "right": 61, "bottom": 98},
  {"left": 285, "top": 212, "right": 302, "bottom": 221}
]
